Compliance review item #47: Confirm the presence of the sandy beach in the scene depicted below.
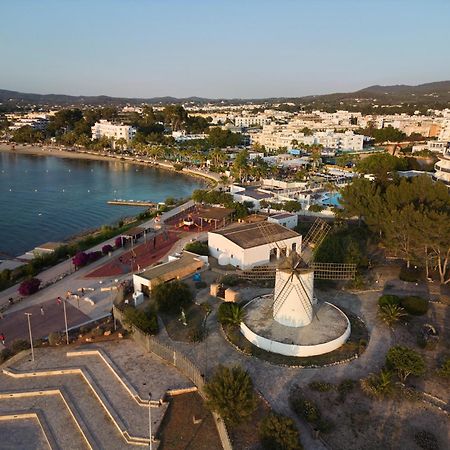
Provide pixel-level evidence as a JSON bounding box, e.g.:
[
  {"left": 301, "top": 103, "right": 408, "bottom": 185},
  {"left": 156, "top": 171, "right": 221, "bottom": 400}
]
[{"left": 0, "top": 143, "right": 218, "bottom": 184}]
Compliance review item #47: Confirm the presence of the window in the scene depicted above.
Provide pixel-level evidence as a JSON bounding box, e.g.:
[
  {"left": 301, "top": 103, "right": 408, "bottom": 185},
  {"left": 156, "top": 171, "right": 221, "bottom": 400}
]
[{"left": 292, "top": 242, "right": 297, "bottom": 251}]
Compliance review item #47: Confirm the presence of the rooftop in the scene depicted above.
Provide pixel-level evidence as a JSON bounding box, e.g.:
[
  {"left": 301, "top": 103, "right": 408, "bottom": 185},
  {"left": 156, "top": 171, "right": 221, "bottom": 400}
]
[
  {"left": 196, "top": 205, "right": 234, "bottom": 221},
  {"left": 270, "top": 213, "right": 296, "bottom": 220},
  {"left": 211, "top": 221, "right": 300, "bottom": 249},
  {"left": 138, "top": 251, "right": 205, "bottom": 282}
]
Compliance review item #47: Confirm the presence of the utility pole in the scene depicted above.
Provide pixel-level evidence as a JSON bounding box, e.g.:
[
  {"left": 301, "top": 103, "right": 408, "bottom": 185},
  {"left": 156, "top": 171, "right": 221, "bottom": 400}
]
[
  {"left": 25, "top": 313, "right": 34, "bottom": 362},
  {"left": 63, "top": 298, "right": 69, "bottom": 345},
  {"left": 148, "top": 392, "right": 153, "bottom": 450}
]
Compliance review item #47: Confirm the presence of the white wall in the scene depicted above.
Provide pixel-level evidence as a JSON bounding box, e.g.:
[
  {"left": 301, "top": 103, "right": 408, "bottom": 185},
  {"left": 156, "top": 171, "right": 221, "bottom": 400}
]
[{"left": 240, "top": 302, "right": 351, "bottom": 357}]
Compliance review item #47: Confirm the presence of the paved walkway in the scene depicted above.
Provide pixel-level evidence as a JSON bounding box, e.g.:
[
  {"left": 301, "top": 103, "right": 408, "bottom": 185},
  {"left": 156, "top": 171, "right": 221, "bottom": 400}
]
[
  {"left": 154, "top": 286, "right": 390, "bottom": 450},
  {"left": 0, "top": 298, "right": 90, "bottom": 348}
]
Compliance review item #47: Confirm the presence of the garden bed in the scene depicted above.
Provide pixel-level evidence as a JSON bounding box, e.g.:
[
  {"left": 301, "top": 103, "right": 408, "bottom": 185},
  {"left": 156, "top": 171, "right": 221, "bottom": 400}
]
[{"left": 160, "top": 303, "right": 210, "bottom": 343}]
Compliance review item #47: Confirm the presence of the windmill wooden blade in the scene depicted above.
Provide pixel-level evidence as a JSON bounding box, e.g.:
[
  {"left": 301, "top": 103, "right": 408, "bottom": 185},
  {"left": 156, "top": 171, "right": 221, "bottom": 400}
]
[
  {"left": 272, "top": 273, "right": 294, "bottom": 316},
  {"left": 301, "top": 218, "right": 331, "bottom": 252},
  {"left": 237, "top": 265, "right": 276, "bottom": 280},
  {"left": 311, "top": 262, "right": 356, "bottom": 280}
]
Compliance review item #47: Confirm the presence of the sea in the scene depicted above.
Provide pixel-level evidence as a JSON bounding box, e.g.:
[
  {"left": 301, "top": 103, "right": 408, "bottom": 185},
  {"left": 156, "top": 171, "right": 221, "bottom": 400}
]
[{"left": 0, "top": 152, "right": 204, "bottom": 257}]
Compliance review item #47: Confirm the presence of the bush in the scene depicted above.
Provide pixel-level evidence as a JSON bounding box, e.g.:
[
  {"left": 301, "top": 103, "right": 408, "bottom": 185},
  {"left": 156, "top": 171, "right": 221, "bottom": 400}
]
[
  {"left": 152, "top": 280, "right": 193, "bottom": 314},
  {"left": 308, "top": 204, "right": 325, "bottom": 212},
  {"left": 414, "top": 430, "right": 440, "bottom": 450},
  {"left": 72, "top": 252, "right": 89, "bottom": 268},
  {"left": 290, "top": 388, "right": 321, "bottom": 424},
  {"left": 337, "top": 379, "right": 355, "bottom": 402},
  {"left": 18, "top": 277, "right": 41, "bottom": 296},
  {"left": 185, "top": 241, "right": 209, "bottom": 256},
  {"left": 399, "top": 265, "right": 421, "bottom": 282},
  {"left": 123, "top": 306, "right": 159, "bottom": 334},
  {"left": 11, "top": 339, "right": 30, "bottom": 353},
  {"left": 360, "top": 370, "right": 394, "bottom": 399},
  {"left": 385, "top": 345, "right": 426, "bottom": 382},
  {"left": 378, "top": 294, "right": 400, "bottom": 308},
  {"left": 437, "top": 357, "right": 450, "bottom": 378},
  {"left": 188, "top": 325, "right": 205, "bottom": 343},
  {"left": 217, "top": 303, "right": 244, "bottom": 326},
  {"left": 260, "top": 413, "right": 302, "bottom": 450},
  {"left": 205, "top": 365, "right": 257, "bottom": 426},
  {"left": 220, "top": 274, "right": 239, "bottom": 287},
  {"left": 308, "top": 381, "right": 334, "bottom": 392},
  {"left": 400, "top": 296, "right": 428, "bottom": 316},
  {"left": 48, "top": 332, "right": 62, "bottom": 346},
  {"left": 88, "top": 251, "right": 102, "bottom": 263},
  {"left": 102, "top": 244, "right": 114, "bottom": 255},
  {"left": 0, "top": 348, "right": 13, "bottom": 363},
  {"left": 92, "top": 326, "right": 105, "bottom": 337}
]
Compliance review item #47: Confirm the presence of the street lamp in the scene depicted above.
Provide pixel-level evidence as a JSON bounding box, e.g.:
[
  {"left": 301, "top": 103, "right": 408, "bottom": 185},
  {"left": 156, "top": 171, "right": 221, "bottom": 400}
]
[
  {"left": 63, "top": 297, "right": 69, "bottom": 345},
  {"left": 148, "top": 392, "right": 153, "bottom": 450},
  {"left": 24, "top": 313, "right": 34, "bottom": 362}
]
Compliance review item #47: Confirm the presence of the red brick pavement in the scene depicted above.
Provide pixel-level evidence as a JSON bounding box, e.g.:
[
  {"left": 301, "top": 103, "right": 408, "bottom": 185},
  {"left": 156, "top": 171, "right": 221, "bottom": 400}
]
[
  {"left": 0, "top": 298, "right": 90, "bottom": 348},
  {"left": 85, "top": 231, "right": 179, "bottom": 278}
]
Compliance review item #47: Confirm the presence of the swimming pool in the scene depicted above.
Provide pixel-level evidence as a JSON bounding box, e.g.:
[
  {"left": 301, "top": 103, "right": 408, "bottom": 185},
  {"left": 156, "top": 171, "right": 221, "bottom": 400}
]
[{"left": 320, "top": 192, "right": 341, "bottom": 207}]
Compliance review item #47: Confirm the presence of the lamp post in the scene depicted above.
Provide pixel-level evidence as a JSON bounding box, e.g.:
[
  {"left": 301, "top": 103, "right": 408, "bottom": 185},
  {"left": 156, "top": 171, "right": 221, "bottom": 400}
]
[
  {"left": 25, "top": 313, "right": 34, "bottom": 362},
  {"left": 63, "top": 297, "right": 69, "bottom": 345},
  {"left": 148, "top": 392, "right": 153, "bottom": 450}
]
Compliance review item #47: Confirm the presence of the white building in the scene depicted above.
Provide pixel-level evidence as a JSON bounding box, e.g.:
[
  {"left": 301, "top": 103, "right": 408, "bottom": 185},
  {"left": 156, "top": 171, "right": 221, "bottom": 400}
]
[
  {"left": 208, "top": 222, "right": 302, "bottom": 269},
  {"left": 234, "top": 115, "right": 272, "bottom": 128},
  {"left": 91, "top": 120, "right": 136, "bottom": 142},
  {"left": 268, "top": 213, "right": 298, "bottom": 229},
  {"left": 434, "top": 147, "right": 450, "bottom": 186}
]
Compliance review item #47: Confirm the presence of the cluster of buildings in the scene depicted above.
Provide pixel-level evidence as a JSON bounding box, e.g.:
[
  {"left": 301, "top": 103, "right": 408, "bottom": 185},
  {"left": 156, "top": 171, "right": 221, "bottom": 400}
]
[{"left": 6, "top": 112, "right": 52, "bottom": 131}]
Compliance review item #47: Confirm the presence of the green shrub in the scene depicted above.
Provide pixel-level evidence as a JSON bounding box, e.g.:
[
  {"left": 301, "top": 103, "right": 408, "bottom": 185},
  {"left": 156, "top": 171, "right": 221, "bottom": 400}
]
[
  {"left": 79, "top": 326, "right": 90, "bottom": 334},
  {"left": 414, "top": 430, "right": 439, "bottom": 450},
  {"left": 123, "top": 306, "right": 159, "bottom": 334},
  {"left": 152, "top": 280, "right": 193, "bottom": 314},
  {"left": 260, "top": 413, "right": 302, "bottom": 450},
  {"left": 0, "top": 348, "right": 13, "bottom": 363},
  {"left": 308, "top": 381, "right": 334, "bottom": 392},
  {"left": 400, "top": 296, "right": 428, "bottom": 316},
  {"left": 399, "top": 266, "right": 421, "bottom": 282},
  {"left": 11, "top": 339, "right": 30, "bottom": 353},
  {"left": 378, "top": 294, "right": 400, "bottom": 308},
  {"left": 360, "top": 370, "right": 394, "bottom": 398},
  {"left": 385, "top": 345, "right": 426, "bottom": 382},
  {"left": 217, "top": 302, "right": 244, "bottom": 326},
  {"left": 220, "top": 274, "right": 240, "bottom": 287},
  {"left": 308, "top": 204, "right": 325, "bottom": 212},
  {"left": 185, "top": 241, "right": 209, "bottom": 256},
  {"left": 437, "top": 357, "right": 450, "bottom": 378},
  {"left": 337, "top": 379, "right": 355, "bottom": 401},
  {"left": 188, "top": 325, "right": 205, "bottom": 343},
  {"left": 290, "top": 389, "right": 321, "bottom": 424},
  {"left": 205, "top": 365, "right": 257, "bottom": 426}
]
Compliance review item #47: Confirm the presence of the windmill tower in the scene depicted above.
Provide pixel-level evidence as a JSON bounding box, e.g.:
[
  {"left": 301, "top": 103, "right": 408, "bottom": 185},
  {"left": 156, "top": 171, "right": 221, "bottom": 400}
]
[{"left": 256, "top": 218, "right": 356, "bottom": 328}]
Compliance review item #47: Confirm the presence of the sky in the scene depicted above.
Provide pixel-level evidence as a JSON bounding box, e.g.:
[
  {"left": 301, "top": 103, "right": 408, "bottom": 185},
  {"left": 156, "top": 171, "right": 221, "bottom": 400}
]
[{"left": 1, "top": 0, "right": 450, "bottom": 99}]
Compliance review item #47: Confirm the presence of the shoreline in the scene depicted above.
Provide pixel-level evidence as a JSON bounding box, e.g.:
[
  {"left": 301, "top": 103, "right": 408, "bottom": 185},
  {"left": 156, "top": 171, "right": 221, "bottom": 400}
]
[
  {"left": 0, "top": 143, "right": 219, "bottom": 185},
  {"left": 0, "top": 142, "right": 213, "bottom": 259}
]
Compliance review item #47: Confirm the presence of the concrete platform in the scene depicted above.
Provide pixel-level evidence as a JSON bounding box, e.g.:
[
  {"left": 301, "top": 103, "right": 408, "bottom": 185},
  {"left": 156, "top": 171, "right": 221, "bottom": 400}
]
[{"left": 241, "top": 294, "right": 351, "bottom": 357}]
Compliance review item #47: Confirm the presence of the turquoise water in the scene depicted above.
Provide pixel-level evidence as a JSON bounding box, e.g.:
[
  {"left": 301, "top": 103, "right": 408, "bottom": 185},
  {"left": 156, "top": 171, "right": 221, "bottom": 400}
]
[
  {"left": 0, "top": 152, "right": 204, "bottom": 256},
  {"left": 321, "top": 192, "right": 341, "bottom": 207}
]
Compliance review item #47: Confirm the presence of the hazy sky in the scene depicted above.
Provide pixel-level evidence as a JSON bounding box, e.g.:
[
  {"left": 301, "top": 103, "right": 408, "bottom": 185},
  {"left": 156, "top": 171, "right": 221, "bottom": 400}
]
[{"left": 1, "top": 0, "right": 450, "bottom": 98}]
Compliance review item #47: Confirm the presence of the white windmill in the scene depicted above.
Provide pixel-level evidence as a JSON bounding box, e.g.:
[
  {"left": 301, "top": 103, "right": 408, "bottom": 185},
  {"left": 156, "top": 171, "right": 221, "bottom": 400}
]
[{"left": 238, "top": 219, "right": 356, "bottom": 357}]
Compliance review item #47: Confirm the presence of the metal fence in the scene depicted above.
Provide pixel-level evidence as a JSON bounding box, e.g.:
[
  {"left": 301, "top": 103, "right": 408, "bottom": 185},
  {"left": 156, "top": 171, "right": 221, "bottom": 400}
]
[{"left": 113, "top": 306, "right": 232, "bottom": 450}]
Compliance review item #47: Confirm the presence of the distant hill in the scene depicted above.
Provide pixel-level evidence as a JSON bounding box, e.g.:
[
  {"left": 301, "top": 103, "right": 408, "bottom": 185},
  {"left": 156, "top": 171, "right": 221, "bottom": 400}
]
[{"left": 1, "top": 81, "right": 450, "bottom": 109}]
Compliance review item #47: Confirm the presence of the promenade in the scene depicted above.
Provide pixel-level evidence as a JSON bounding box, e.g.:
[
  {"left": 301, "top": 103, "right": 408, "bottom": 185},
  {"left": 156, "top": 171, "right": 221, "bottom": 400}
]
[{"left": 0, "top": 199, "right": 203, "bottom": 346}]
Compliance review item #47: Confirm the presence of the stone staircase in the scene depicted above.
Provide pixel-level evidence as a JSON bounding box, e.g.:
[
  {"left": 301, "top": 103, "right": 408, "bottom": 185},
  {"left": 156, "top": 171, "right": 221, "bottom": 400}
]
[{"left": 0, "top": 346, "right": 191, "bottom": 449}]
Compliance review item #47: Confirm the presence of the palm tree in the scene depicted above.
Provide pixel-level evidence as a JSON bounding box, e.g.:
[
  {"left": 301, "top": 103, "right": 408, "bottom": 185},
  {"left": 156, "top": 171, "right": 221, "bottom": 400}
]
[
  {"left": 218, "top": 303, "right": 245, "bottom": 326},
  {"left": 378, "top": 304, "right": 406, "bottom": 328}
]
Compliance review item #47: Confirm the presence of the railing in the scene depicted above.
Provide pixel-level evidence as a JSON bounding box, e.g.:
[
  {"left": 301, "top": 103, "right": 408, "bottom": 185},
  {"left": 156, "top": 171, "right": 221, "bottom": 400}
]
[{"left": 113, "top": 306, "right": 232, "bottom": 450}]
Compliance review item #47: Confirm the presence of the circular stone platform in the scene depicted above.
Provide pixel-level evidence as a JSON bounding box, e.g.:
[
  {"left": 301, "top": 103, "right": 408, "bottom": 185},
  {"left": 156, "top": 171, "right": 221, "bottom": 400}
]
[{"left": 240, "top": 294, "right": 351, "bottom": 357}]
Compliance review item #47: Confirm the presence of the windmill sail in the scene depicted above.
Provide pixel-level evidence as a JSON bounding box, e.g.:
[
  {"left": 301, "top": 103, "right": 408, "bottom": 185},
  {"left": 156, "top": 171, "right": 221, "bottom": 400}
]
[{"left": 311, "top": 262, "right": 356, "bottom": 280}]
